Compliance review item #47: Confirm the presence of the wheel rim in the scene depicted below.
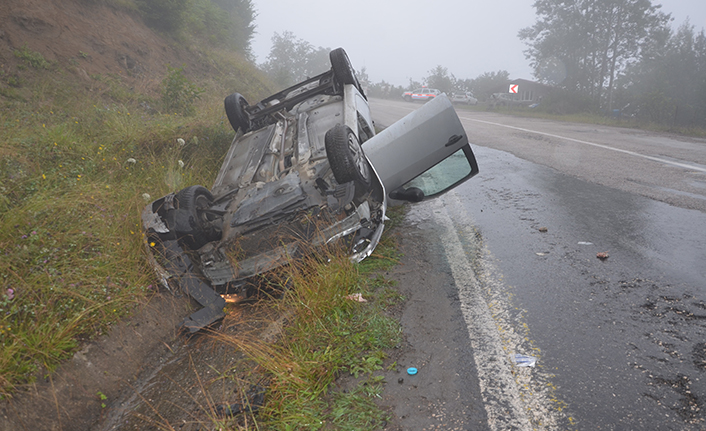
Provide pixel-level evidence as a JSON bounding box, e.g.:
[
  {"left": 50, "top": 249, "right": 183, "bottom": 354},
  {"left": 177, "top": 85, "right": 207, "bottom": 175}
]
[
  {"left": 347, "top": 133, "right": 370, "bottom": 182},
  {"left": 194, "top": 194, "right": 215, "bottom": 225}
]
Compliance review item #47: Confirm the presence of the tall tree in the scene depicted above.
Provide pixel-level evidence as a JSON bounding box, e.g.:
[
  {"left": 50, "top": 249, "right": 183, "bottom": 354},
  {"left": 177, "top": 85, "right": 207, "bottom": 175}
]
[
  {"left": 213, "top": 0, "right": 257, "bottom": 57},
  {"left": 260, "top": 32, "right": 313, "bottom": 88},
  {"left": 460, "top": 70, "right": 510, "bottom": 101},
  {"left": 519, "top": 0, "right": 670, "bottom": 109},
  {"left": 424, "top": 65, "right": 456, "bottom": 94},
  {"left": 260, "top": 32, "right": 333, "bottom": 88},
  {"left": 618, "top": 20, "right": 706, "bottom": 126}
]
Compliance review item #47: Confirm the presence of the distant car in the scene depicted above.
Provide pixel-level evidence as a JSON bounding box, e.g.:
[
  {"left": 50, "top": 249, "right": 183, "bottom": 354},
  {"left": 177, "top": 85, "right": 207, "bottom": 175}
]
[
  {"left": 451, "top": 92, "right": 478, "bottom": 105},
  {"left": 402, "top": 88, "right": 441, "bottom": 102},
  {"left": 142, "top": 48, "right": 479, "bottom": 332}
]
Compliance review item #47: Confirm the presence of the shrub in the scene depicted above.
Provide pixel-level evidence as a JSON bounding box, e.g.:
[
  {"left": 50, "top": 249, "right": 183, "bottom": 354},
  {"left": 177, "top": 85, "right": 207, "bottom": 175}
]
[
  {"left": 13, "top": 44, "right": 51, "bottom": 70},
  {"left": 136, "top": 0, "right": 188, "bottom": 33},
  {"left": 538, "top": 88, "right": 594, "bottom": 115},
  {"left": 160, "top": 65, "right": 203, "bottom": 115}
]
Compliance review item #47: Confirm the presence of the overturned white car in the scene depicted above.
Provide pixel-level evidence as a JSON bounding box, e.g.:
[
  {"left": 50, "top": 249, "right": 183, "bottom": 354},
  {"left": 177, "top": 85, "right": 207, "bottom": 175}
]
[{"left": 142, "top": 48, "right": 479, "bottom": 332}]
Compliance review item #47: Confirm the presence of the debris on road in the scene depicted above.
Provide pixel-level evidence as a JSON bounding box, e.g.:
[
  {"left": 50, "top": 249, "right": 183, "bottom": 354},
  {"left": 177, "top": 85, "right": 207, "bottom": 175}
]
[
  {"left": 407, "top": 367, "right": 418, "bottom": 375},
  {"left": 538, "top": 227, "right": 548, "bottom": 232},
  {"left": 512, "top": 354, "right": 537, "bottom": 367},
  {"left": 596, "top": 252, "right": 610, "bottom": 260},
  {"left": 577, "top": 241, "right": 593, "bottom": 245}
]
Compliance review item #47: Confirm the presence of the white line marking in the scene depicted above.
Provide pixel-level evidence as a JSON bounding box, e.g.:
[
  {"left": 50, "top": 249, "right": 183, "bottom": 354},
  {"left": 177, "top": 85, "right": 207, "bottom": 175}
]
[
  {"left": 428, "top": 195, "right": 534, "bottom": 430},
  {"left": 461, "top": 116, "right": 706, "bottom": 173},
  {"left": 408, "top": 192, "right": 566, "bottom": 429}
]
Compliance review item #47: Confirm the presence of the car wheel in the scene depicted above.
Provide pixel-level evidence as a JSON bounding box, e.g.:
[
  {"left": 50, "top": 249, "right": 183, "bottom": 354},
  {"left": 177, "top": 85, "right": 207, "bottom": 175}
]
[
  {"left": 330, "top": 48, "right": 364, "bottom": 96},
  {"left": 174, "top": 185, "right": 219, "bottom": 249},
  {"left": 325, "top": 124, "right": 372, "bottom": 191},
  {"left": 404, "top": 95, "right": 412, "bottom": 102},
  {"left": 224, "top": 93, "right": 251, "bottom": 133}
]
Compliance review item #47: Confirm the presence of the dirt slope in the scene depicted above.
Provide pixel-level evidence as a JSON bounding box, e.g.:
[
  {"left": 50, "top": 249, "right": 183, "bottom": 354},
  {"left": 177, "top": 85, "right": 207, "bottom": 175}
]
[
  {"left": 0, "top": 2, "right": 230, "bottom": 429},
  {"left": 0, "top": 0, "right": 209, "bottom": 91}
]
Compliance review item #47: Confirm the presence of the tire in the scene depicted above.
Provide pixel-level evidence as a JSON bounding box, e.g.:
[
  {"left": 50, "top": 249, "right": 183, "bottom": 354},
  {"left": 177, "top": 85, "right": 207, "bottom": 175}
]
[
  {"left": 325, "top": 124, "right": 372, "bottom": 191},
  {"left": 224, "top": 93, "right": 251, "bottom": 133},
  {"left": 329, "top": 48, "right": 364, "bottom": 96},
  {"left": 404, "top": 95, "right": 412, "bottom": 102},
  {"left": 174, "top": 185, "right": 219, "bottom": 248}
]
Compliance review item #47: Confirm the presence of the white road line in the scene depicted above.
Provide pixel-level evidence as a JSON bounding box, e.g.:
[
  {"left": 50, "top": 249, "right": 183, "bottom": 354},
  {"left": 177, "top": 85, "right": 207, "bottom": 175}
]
[
  {"left": 414, "top": 191, "right": 567, "bottom": 430},
  {"left": 461, "top": 116, "right": 706, "bottom": 173},
  {"left": 428, "top": 195, "right": 534, "bottom": 430}
]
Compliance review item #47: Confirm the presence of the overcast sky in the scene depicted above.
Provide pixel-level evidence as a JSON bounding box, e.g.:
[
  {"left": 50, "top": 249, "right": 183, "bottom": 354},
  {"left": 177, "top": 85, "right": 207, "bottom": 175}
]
[{"left": 250, "top": 0, "right": 706, "bottom": 87}]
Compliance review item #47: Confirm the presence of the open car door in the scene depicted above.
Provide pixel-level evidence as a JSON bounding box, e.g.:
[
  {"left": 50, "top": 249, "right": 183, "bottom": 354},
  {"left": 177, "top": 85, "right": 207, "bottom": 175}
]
[{"left": 362, "top": 94, "right": 479, "bottom": 202}]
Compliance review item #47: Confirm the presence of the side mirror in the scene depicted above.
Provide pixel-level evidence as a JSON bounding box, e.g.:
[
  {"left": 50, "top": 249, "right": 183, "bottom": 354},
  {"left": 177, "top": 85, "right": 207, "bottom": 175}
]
[{"left": 389, "top": 187, "right": 425, "bottom": 202}]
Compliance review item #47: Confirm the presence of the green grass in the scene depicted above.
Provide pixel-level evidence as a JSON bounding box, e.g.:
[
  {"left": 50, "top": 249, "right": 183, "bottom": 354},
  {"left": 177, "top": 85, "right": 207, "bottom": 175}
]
[
  {"left": 1, "top": 37, "right": 410, "bottom": 430},
  {"left": 210, "top": 244, "right": 404, "bottom": 430},
  {"left": 0, "top": 62, "right": 270, "bottom": 396},
  {"left": 13, "top": 44, "right": 53, "bottom": 70},
  {"left": 453, "top": 102, "right": 706, "bottom": 138}
]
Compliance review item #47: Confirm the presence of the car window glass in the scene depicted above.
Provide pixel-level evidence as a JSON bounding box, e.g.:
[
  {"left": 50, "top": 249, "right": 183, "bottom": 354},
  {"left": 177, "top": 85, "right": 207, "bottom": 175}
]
[{"left": 402, "top": 148, "right": 473, "bottom": 197}]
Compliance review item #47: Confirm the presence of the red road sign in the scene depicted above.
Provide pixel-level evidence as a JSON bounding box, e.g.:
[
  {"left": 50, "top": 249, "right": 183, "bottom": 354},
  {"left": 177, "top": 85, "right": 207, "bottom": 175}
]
[{"left": 509, "top": 84, "right": 518, "bottom": 94}]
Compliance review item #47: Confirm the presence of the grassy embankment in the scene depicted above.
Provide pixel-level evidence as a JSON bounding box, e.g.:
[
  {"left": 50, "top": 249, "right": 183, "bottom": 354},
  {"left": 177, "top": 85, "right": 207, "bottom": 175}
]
[
  {"left": 0, "top": 45, "right": 264, "bottom": 394},
  {"left": 1, "top": 44, "right": 407, "bottom": 429},
  {"left": 205, "top": 214, "right": 406, "bottom": 430},
  {"left": 454, "top": 102, "right": 706, "bottom": 138}
]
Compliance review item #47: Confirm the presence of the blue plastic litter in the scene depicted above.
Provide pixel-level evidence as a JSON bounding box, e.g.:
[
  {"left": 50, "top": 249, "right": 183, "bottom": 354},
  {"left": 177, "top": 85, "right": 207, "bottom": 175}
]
[
  {"left": 513, "top": 354, "right": 537, "bottom": 367},
  {"left": 406, "top": 367, "right": 418, "bottom": 375}
]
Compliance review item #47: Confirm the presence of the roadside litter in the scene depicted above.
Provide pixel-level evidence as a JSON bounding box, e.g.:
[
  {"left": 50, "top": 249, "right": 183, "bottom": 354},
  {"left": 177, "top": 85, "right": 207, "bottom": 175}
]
[
  {"left": 407, "top": 367, "right": 418, "bottom": 375},
  {"left": 596, "top": 252, "right": 609, "bottom": 260},
  {"left": 577, "top": 241, "right": 593, "bottom": 245},
  {"left": 345, "top": 293, "right": 368, "bottom": 302},
  {"left": 512, "top": 354, "right": 537, "bottom": 367}
]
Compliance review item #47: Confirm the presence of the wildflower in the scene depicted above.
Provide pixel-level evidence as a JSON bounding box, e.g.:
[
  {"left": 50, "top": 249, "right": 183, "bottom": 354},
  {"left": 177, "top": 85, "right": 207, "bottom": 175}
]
[
  {"left": 177, "top": 138, "right": 186, "bottom": 146},
  {"left": 142, "top": 193, "right": 151, "bottom": 202},
  {"left": 126, "top": 158, "right": 136, "bottom": 164},
  {"left": 6, "top": 288, "right": 14, "bottom": 300},
  {"left": 178, "top": 160, "right": 184, "bottom": 168}
]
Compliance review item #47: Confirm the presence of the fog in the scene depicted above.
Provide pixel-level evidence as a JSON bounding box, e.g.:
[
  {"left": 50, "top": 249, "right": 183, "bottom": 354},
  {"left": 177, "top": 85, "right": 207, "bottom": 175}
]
[{"left": 251, "top": 0, "right": 706, "bottom": 86}]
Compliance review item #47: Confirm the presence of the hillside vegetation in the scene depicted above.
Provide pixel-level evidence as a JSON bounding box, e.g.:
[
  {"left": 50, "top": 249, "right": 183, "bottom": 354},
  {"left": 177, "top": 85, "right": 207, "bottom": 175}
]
[
  {"left": 0, "top": 3, "right": 408, "bottom": 430},
  {"left": 0, "top": 0, "right": 272, "bottom": 395}
]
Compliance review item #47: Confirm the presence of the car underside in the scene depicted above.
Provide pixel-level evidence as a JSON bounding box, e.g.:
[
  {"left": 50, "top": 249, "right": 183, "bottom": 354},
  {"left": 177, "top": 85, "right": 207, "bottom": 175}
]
[
  {"left": 142, "top": 49, "right": 386, "bottom": 332},
  {"left": 142, "top": 48, "right": 479, "bottom": 333}
]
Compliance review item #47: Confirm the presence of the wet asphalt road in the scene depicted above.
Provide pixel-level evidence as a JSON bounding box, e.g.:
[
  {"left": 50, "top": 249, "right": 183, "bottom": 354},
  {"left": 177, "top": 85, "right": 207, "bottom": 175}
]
[{"left": 370, "top": 98, "right": 706, "bottom": 430}]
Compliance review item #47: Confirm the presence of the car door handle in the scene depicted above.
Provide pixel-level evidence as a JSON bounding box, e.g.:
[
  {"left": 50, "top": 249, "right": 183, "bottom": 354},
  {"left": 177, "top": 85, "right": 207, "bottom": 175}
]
[{"left": 445, "top": 134, "right": 463, "bottom": 147}]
